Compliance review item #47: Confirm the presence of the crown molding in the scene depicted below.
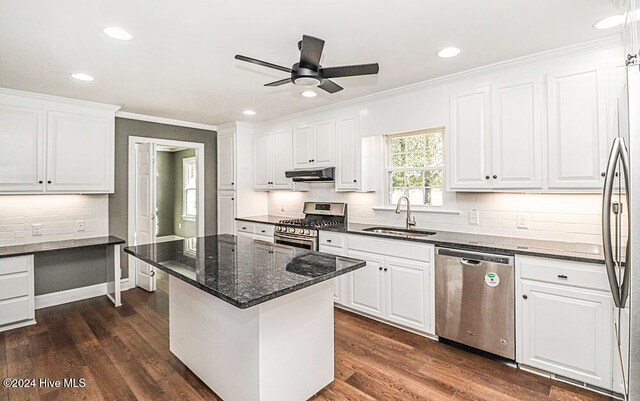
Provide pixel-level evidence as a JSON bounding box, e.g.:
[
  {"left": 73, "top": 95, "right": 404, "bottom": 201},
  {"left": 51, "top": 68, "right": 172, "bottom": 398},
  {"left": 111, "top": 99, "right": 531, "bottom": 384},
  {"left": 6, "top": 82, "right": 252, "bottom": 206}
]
[
  {"left": 254, "top": 34, "right": 623, "bottom": 128},
  {"left": 0, "top": 87, "right": 121, "bottom": 112},
  {"left": 116, "top": 111, "right": 217, "bottom": 131}
]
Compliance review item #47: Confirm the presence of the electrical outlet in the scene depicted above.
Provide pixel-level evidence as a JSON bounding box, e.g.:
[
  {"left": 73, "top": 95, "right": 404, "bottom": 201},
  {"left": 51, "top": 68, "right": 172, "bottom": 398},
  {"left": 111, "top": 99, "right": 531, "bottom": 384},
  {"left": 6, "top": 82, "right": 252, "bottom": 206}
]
[
  {"left": 76, "top": 220, "right": 85, "bottom": 232},
  {"left": 517, "top": 213, "right": 529, "bottom": 229},
  {"left": 469, "top": 210, "right": 480, "bottom": 225},
  {"left": 281, "top": 205, "right": 285, "bottom": 212},
  {"left": 32, "top": 223, "right": 42, "bottom": 236}
]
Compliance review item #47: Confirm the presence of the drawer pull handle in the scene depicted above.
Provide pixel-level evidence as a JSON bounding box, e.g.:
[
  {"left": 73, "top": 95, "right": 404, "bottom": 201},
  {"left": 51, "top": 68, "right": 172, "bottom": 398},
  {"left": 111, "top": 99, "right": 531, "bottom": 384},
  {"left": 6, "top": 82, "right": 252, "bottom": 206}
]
[
  {"left": 326, "top": 239, "right": 332, "bottom": 243},
  {"left": 261, "top": 230, "right": 266, "bottom": 233},
  {"left": 557, "top": 274, "right": 568, "bottom": 279},
  {"left": 242, "top": 227, "right": 247, "bottom": 230}
]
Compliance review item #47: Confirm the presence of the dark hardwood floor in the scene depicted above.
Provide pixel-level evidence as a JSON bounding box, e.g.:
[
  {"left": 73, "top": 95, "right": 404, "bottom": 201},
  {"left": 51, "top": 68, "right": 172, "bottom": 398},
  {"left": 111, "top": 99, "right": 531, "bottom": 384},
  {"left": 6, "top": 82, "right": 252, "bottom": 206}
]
[{"left": 0, "top": 270, "right": 617, "bottom": 401}]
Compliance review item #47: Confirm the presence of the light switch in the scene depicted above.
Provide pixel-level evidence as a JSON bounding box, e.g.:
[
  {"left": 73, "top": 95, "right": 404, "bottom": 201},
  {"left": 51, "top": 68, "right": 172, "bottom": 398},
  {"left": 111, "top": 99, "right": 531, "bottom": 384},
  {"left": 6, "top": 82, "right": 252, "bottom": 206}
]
[
  {"left": 517, "top": 213, "right": 529, "bottom": 229},
  {"left": 469, "top": 210, "right": 480, "bottom": 225}
]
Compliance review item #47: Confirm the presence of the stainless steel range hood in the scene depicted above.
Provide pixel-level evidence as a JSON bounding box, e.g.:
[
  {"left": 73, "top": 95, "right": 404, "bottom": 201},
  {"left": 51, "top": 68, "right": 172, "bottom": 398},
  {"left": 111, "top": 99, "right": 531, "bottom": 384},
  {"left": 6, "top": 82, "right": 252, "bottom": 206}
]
[{"left": 285, "top": 167, "right": 335, "bottom": 182}]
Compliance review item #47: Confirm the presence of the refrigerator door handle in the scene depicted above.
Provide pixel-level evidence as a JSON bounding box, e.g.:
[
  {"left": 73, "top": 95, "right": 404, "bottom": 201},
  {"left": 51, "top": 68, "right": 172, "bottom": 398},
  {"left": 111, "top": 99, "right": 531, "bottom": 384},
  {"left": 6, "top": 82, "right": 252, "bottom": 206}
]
[
  {"left": 618, "top": 137, "right": 631, "bottom": 307},
  {"left": 603, "top": 137, "right": 624, "bottom": 308}
]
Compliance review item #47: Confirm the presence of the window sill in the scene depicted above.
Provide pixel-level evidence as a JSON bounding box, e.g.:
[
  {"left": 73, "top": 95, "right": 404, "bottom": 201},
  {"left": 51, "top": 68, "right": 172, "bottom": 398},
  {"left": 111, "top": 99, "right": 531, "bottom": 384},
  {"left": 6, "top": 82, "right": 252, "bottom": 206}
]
[
  {"left": 181, "top": 215, "right": 196, "bottom": 222},
  {"left": 371, "top": 206, "right": 461, "bottom": 215}
]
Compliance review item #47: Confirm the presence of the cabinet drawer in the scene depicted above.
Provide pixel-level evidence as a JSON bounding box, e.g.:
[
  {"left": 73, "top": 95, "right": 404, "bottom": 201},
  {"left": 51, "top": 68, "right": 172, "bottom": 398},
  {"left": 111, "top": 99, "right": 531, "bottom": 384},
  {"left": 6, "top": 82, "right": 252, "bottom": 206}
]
[
  {"left": 0, "top": 273, "right": 29, "bottom": 300},
  {"left": 319, "top": 244, "right": 346, "bottom": 256},
  {"left": 236, "top": 222, "right": 255, "bottom": 234},
  {"left": 0, "top": 255, "right": 31, "bottom": 276},
  {"left": 518, "top": 256, "right": 609, "bottom": 292},
  {"left": 0, "top": 297, "right": 31, "bottom": 326},
  {"left": 319, "top": 232, "right": 345, "bottom": 248},
  {"left": 348, "top": 235, "right": 432, "bottom": 262},
  {"left": 254, "top": 223, "right": 274, "bottom": 237}
]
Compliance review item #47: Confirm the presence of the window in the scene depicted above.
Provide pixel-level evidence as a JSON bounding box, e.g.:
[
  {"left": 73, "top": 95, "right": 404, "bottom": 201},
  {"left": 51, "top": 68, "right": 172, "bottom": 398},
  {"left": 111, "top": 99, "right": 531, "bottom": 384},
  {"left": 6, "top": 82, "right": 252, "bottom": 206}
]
[
  {"left": 183, "top": 157, "right": 197, "bottom": 220},
  {"left": 386, "top": 129, "right": 444, "bottom": 207}
]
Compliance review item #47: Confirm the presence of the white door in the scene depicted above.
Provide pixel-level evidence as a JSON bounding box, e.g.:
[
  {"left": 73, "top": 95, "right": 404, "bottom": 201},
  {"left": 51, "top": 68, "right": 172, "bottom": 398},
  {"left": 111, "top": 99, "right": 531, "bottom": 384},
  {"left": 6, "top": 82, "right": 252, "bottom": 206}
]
[
  {"left": 384, "top": 257, "right": 430, "bottom": 333},
  {"left": 492, "top": 78, "right": 543, "bottom": 189},
  {"left": 313, "top": 121, "right": 335, "bottom": 167},
  {"left": 347, "top": 250, "right": 384, "bottom": 318},
  {"left": 217, "top": 193, "right": 236, "bottom": 235},
  {"left": 271, "top": 130, "right": 293, "bottom": 189},
  {"left": 448, "top": 87, "right": 493, "bottom": 190},
  {"left": 292, "top": 125, "right": 313, "bottom": 169},
  {"left": 254, "top": 133, "right": 272, "bottom": 189},
  {"left": 520, "top": 281, "right": 613, "bottom": 388},
  {"left": 0, "top": 104, "right": 45, "bottom": 192},
  {"left": 134, "top": 142, "right": 157, "bottom": 292},
  {"left": 46, "top": 111, "right": 113, "bottom": 192},
  {"left": 335, "top": 117, "right": 359, "bottom": 191},
  {"left": 547, "top": 66, "right": 607, "bottom": 189},
  {"left": 217, "top": 133, "right": 235, "bottom": 190}
]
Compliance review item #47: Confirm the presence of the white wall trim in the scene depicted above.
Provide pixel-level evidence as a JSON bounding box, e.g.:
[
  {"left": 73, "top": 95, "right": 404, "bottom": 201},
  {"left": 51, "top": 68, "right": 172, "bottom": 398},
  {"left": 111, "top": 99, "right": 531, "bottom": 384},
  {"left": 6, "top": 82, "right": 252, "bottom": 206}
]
[
  {"left": 117, "top": 111, "right": 217, "bottom": 131},
  {"left": 0, "top": 87, "right": 121, "bottom": 112},
  {"left": 253, "top": 35, "right": 622, "bottom": 129},
  {"left": 34, "top": 278, "right": 131, "bottom": 309}
]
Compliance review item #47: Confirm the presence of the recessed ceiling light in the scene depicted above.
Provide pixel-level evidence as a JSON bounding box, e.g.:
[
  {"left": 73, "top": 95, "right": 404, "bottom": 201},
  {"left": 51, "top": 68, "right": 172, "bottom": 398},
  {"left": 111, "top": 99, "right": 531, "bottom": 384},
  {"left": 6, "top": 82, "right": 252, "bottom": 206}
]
[
  {"left": 243, "top": 110, "right": 256, "bottom": 116},
  {"left": 437, "top": 47, "right": 461, "bottom": 58},
  {"left": 103, "top": 26, "right": 133, "bottom": 40},
  {"left": 71, "top": 73, "right": 94, "bottom": 81},
  {"left": 301, "top": 90, "right": 317, "bottom": 98},
  {"left": 593, "top": 14, "right": 625, "bottom": 30}
]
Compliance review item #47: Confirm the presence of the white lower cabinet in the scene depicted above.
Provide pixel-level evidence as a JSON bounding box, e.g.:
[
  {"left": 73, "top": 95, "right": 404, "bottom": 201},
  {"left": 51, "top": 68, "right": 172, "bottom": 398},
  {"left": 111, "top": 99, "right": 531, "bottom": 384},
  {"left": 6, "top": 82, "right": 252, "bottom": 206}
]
[
  {"left": 517, "top": 256, "right": 615, "bottom": 390},
  {"left": 318, "top": 242, "right": 347, "bottom": 304},
  {"left": 384, "top": 257, "right": 430, "bottom": 332},
  {"left": 235, "top": 221, "right": 274, "bottom": 242},
  {"left": 0, "top": 254, "right": 35, "bottom": 331},
  {"left": 217, "top": 193, "right": 236, "bottom": 235},
  {"left": 347, "top": 250, "right": 386, "bottom": 319}
]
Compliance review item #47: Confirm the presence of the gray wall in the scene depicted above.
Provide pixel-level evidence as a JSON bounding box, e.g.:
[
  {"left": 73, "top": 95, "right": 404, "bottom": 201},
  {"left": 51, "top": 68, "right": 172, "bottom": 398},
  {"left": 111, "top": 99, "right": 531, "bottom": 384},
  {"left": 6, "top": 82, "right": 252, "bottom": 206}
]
[
  {"left": 172, "top": 148, "right": 197, "bottom": 238},
  {"left": 35, "top": 247, "right": 109, "bottom": 295},
  {"left": 156, "top": 151, "right": 176, "bottom": 237},
  {"left": 109, "top": 118, "right": 217, "bottom": 279}
]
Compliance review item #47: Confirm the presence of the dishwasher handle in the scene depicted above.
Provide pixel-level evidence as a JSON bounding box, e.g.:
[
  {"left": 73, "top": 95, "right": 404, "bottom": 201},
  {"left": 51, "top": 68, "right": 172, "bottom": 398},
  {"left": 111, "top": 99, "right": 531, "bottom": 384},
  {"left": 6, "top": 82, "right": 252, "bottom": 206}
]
[{"left": 436, "top": 248, "right": 513, "bottom": 265}]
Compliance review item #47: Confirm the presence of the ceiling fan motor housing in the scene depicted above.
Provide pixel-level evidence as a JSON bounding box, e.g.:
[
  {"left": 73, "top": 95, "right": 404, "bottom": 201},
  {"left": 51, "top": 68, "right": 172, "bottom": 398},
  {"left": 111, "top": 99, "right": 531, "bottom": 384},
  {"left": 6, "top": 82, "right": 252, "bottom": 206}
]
[{"left": 292, "top": 63, "right": 323, "bottom": 87}]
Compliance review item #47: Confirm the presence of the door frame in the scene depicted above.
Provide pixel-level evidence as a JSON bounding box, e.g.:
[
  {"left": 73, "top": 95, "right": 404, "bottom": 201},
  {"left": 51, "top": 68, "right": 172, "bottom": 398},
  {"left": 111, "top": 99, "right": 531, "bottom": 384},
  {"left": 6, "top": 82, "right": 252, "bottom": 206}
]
[{"left": 127, "top": 136, "right": 205, "bottom": 288}]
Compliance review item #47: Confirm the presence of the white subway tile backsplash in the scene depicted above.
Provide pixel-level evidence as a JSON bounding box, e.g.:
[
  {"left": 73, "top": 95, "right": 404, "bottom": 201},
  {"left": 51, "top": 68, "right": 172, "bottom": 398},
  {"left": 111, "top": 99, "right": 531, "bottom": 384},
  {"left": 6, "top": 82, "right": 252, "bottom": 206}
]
[{"left": 0, "top": 195, "right": 109, "bottom": 247}]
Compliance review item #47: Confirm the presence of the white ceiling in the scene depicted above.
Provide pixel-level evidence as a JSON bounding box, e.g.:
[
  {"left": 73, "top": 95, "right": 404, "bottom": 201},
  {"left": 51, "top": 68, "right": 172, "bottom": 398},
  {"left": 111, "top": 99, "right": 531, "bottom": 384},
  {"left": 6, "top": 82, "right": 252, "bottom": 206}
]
[{"left": 0, "top": 0, "right": 623, "bottom": 126}]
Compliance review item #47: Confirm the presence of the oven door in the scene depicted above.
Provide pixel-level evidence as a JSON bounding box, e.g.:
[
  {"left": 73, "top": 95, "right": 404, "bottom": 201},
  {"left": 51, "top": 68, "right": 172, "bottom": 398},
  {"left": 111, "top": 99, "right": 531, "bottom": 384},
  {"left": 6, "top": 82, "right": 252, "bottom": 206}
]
[{"left": 274, "top": 233, "right": 317, "bottom": 251}]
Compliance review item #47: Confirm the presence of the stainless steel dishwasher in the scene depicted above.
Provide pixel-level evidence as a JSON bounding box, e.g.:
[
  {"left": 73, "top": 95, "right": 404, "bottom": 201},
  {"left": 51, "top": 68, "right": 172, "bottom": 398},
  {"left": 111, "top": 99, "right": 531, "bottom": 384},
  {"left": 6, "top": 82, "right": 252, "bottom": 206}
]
[{"left": 435, "top": 248, "right": 515, "bottom": 359}]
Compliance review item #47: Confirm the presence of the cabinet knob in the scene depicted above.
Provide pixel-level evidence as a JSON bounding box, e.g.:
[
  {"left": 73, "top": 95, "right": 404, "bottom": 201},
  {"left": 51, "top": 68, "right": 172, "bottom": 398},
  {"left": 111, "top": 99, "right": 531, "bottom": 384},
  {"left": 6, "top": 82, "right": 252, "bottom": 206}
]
[
  {"left": 353, "top": 179, "right": 357, "bottom": 183},
  {"left": 47, "top": 180, "right": 52, "bottom": 184},
  {"left": 231, "top": 198, "right": 234, "bottom": 200},
  {"left": 485, "top": 175, "right": 490, "bottom": 180},
  {"left": 601, "top": 172, "right": 606, "bottom": 177},
  {"left": 231, "top": 182, "right": 234, "bottom": 185},
  {"left": 261, "top": 230, "right": 266, "bottom": 233},
  {"left": 379, "top": 267, "right": 382, "bottom": 271},
  {"left": 38, "top": 180, "right": 43, "bottom": 184},
  {"left": 326, "top": 239, "right": 332, "bottom": 243},
  {"left": 492, "top": 175, "right": 497, "bottom": 179},
  {"left": 383, "top": 268, "right": 388, "bottom": 272},
  {"left": 522, "top": 294, "right": 528, "bottom": 300}
]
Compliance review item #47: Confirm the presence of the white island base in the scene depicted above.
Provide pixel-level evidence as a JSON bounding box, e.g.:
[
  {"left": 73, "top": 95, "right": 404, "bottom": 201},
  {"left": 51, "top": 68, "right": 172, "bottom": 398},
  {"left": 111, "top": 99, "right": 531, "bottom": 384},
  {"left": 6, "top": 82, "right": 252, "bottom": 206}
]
[{"left": 169, "top": 276, "right": 335, "bottom": 401}]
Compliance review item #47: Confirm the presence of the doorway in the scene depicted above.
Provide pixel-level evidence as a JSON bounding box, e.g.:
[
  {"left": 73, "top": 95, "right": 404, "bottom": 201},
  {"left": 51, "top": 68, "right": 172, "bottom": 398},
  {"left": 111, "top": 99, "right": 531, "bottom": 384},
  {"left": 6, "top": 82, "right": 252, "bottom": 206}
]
[{"left": 128, "top": 137, "right": 205, "bottom": 292}]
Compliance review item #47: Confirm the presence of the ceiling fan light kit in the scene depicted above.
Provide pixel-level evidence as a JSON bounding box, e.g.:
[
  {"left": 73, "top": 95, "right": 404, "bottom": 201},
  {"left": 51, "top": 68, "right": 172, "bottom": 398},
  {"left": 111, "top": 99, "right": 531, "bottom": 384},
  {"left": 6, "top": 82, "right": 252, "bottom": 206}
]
[{"left": 235, "top": 35, "right": 379, "bottom": 94}]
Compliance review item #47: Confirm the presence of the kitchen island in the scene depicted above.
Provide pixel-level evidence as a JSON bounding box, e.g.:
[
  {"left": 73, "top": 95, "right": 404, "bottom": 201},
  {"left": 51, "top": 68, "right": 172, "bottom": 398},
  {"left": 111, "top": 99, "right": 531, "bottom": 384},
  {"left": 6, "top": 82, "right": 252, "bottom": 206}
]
[{"left": 124, "top": 234, "right": 365, "bottom": 401}]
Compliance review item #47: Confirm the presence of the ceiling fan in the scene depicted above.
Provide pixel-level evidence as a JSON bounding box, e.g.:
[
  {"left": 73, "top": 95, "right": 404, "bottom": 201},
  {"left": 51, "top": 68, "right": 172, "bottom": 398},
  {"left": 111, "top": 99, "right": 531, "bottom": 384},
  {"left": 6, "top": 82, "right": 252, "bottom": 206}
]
[{"left": 235, "top": 35, "right": 379, "bottom": 94}]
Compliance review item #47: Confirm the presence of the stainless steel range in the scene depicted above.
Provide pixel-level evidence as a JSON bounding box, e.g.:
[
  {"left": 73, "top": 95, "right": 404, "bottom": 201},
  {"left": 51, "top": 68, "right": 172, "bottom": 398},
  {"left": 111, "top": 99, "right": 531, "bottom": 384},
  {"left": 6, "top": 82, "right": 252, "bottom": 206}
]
[{"left": 274, "top": 202, "right": 347, "bottom": 251}]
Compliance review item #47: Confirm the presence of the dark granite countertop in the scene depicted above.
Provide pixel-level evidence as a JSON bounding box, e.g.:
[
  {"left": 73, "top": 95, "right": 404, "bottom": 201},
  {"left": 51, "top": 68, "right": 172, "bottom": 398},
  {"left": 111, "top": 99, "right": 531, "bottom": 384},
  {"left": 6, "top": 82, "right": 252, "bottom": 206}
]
[
  {"left": 236, "top": 215, "right": 287, "bottom": 225},
  {"left": 123, "top": 234, "right": 366, "bottom": 309},
  {"left": 0, "top": 236, "right": 126, "bottom": 258},
  {"left": 234, "top": 215, "right": 607, "bottom": 265}
]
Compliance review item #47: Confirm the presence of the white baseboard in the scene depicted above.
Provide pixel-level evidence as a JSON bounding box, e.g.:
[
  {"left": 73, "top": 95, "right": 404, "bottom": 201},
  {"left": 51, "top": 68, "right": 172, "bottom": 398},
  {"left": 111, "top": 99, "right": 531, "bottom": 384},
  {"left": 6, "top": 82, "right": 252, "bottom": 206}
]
[
  {"left": 35, "top": 278, "right": 132, "bottom": 309},
  {"left": 0, "top": 319, "right": 37, "bottom": 333}
]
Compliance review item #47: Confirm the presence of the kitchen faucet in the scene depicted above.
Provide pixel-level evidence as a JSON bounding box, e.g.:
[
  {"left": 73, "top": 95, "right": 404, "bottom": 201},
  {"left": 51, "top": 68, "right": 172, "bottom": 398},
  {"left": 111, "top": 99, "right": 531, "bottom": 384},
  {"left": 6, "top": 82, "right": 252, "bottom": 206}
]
[{"left": 395, "top": 196, "right": 416, "bottom": 230}]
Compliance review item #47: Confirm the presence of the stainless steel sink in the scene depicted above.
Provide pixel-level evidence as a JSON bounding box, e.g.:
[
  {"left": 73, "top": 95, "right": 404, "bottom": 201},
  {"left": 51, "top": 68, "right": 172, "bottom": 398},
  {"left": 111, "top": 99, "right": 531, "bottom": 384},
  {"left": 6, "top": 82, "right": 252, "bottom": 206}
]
[{"left": 361, "top": 227, "right": 436, "bottom": 237}]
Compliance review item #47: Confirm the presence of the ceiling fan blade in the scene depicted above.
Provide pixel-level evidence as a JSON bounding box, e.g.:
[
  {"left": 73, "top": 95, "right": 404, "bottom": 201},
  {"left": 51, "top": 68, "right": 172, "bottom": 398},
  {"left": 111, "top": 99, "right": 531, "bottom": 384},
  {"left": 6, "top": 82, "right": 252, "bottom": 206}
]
[
  {"left": 321, "top": 63, "right": 379, "bottom": 78},
  {"left": 235, "top": 55, "right": 292, "bottom": 73},
  {"left": 318, "top": 79, "right": 343, "bottom": 94},
  {"left": 264, "top": 78, "right": 291, "bottom": 87},
  {"left": 299, "top": 35, "right": 325, "bottom": 69}
]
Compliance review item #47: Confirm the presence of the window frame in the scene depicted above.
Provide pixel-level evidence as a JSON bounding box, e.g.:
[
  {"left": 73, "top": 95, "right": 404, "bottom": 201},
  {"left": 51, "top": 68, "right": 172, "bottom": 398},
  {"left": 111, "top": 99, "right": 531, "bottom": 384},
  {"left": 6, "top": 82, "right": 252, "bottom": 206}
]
[
  {"left": 384, "top": 127, "right": 453, "bottom": 209},
  {"left": 182, "top": 156, "right": 197, "bottom": 221}
]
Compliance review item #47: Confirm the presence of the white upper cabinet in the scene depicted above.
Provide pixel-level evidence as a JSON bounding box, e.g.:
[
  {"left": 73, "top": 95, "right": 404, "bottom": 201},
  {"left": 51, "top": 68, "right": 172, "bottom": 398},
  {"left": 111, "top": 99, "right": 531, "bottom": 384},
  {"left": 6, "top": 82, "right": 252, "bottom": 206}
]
[
  {"left": 546, "top": 65, "right": 607, "bottom": 189},
  {"left": 0, "top": 90, "right": 118, "bottom": 194},
  {"left": 335, "top": 116, "right": 360, "bottom": 191},
  {"left": 492, "top": 77, "right": 543, "bottom": 189},
  {"left": 45, "top": 111, "right": 114, "bottom": 192},
  {"left": 448, "top": 87, "right": 492, "bottom": 190},
  {"left": 0, "top": 104, "right": 45, "bottom": 192},
  {"left": 292, "top": 122, "right": 334, "bottom": 169},
  {"left": 254, "top": 130, "right": 292, "bottom": 190},
  {"left": 217, "top": 132, "right": 235, "bottom": 190}
]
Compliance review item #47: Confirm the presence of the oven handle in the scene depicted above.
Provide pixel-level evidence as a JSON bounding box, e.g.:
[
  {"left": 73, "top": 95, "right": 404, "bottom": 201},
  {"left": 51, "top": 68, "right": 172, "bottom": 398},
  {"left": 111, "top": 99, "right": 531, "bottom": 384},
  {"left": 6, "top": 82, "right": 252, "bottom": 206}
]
[{"left": 274, "top": 233, "right": 316, "bottom": 246}]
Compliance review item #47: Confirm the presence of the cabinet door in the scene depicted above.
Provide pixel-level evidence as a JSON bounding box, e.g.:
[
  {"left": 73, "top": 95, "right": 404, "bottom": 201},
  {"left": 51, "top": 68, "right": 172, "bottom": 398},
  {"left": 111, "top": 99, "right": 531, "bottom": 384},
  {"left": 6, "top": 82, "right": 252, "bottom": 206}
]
[
  {"left": 448, "top": 87, "right": 492, "bottom": 189},
  {"left": 547, "top": 67, "right": 607, "bottom": 189},
  {"left": 292, "top": 125, "right": 313, "bottom": 169},
  {"left": 0, "top": 104, "right": 45, "bottom": 192},
  {"left": 520, "top": 281, "right": 613, "bottom": 388},
  {"left": 347, "top": 250, "right": 384, "bottom": 318},
  {"left": 271, "top": 130, "right": 293, "bottom": 189},
  {"left": 217, "top": 193, "right": 236, "bottom": 234},
  {"left": 492, "top": 78, "right": 543, "bottom": 189},
  {"left": 384, "top": 257, "right": 431, "bottom": 333},
  {"left": 254, "top": 133, "right": 272, "bottom": 190},
  {"left": 320, "top": 244, "right": 347, "bottom": 305},
  {"left": 46, "top": 111, "right": 114, "bottom": 192},
  {"left": 335, "top": 117, "right": 359, "bottom": 191},
  {"left": 313, "top": 121, "right": 335, "bottom": 167},
  {"left": 217, "top": 133, "right": 235, "bottom": 190}
]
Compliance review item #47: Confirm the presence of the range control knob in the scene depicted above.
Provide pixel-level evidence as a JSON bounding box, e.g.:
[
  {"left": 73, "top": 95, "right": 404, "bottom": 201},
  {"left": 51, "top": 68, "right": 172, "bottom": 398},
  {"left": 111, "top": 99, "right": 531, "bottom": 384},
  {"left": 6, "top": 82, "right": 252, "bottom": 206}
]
[
  {"left": 304, "top": 229, "right": 310, "bottom": 235},
  {"left": 276, "top": 226, "right": 282, "bottom": 232},
  {"left": 288, "top": 227, "right": 295, "bottom": 233}
]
